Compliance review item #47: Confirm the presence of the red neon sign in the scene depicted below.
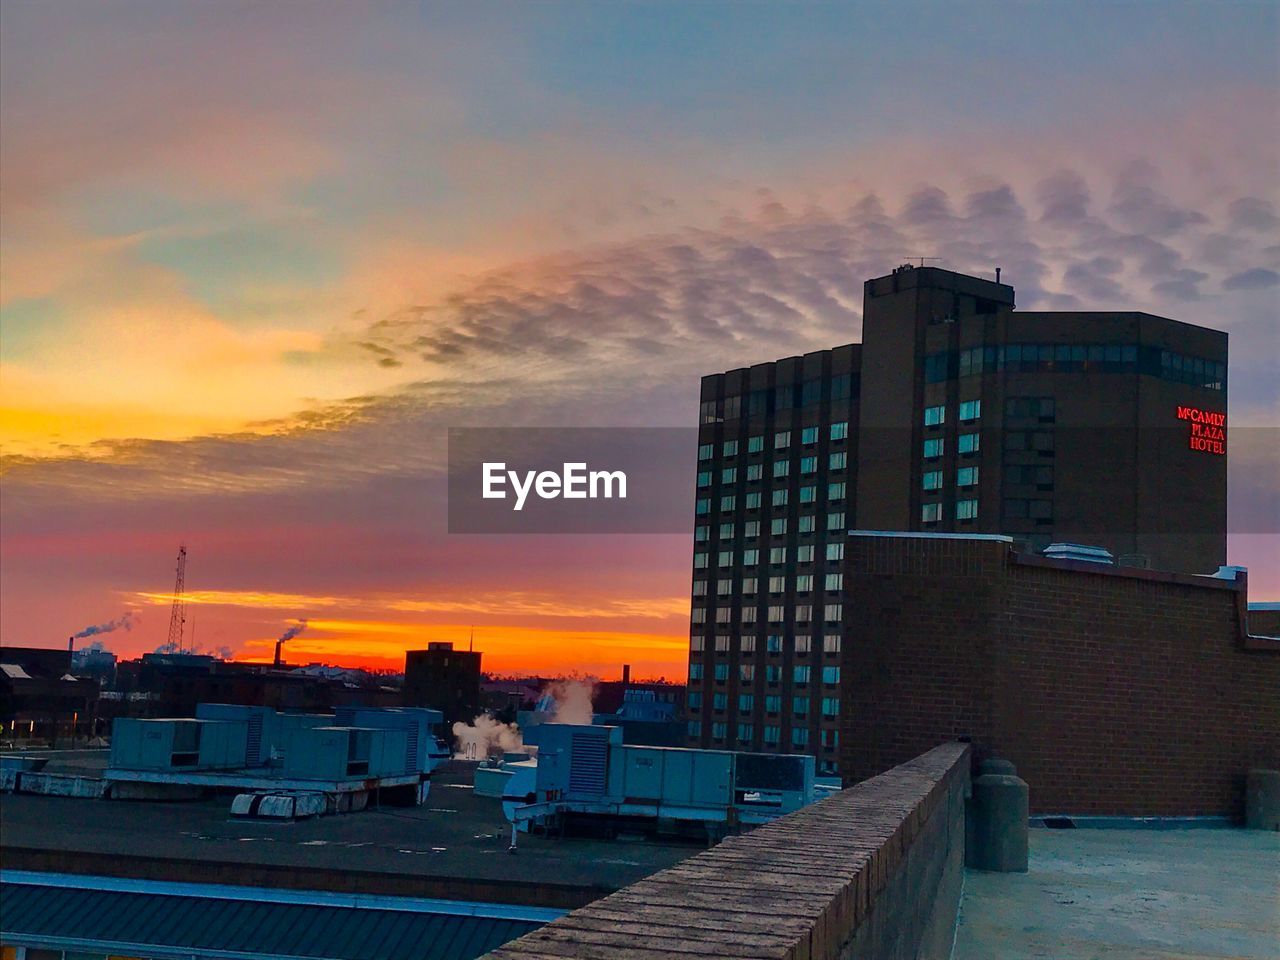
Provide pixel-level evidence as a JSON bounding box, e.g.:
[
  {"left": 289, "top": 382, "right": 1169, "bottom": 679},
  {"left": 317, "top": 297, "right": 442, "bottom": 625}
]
[{"left": 1176, "top": 405, "right": 1226, "bottom": 455}]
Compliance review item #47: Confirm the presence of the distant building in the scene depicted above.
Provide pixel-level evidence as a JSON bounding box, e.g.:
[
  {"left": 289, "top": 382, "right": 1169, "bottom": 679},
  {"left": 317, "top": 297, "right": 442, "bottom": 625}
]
[
  {"left": 403, "top": 642, "right": 481, "bottom": 725},
  {"left": 687, "top": 265, "right": 1230, "bottom": 773},
  {"left": 0, "top": 646, "right": 100, "bottom": 743}
]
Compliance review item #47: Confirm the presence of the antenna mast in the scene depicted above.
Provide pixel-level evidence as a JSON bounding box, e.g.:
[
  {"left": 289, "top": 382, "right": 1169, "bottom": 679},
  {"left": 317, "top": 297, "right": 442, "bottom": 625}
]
[{"left": 165, "top": 545, "right": 187, "bottom": 654}]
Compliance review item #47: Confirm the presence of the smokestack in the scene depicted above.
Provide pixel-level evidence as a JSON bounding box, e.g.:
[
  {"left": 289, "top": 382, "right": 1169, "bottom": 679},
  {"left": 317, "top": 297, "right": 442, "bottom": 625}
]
[
  {"left": 622, "top": 664, "right": 631, "bottom": 687},
  {"left": 68, "top": 635, "right": 75, "bottom": 655},
  {"left": 995, "top": 266, "right": 1002, "bottom": 284}
]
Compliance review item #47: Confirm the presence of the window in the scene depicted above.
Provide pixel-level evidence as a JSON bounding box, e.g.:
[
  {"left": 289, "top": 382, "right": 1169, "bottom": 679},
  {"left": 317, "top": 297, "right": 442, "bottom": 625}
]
[
  {"left": 827, "top": 511, "right": 845, "bottom": 531},
  {"left": 695, "top": 498, "right": 710, "bottom": 516},
  {"left": 822, "top": 666, "right": 840, "bottom": 685},
  {"left": 714, "top": 663, "right": 729, "bottom": 681},
  {"left": 829, "top": 451, "right": 847, "bottom": 471},
  {"left": 825, "top": 604, "right": 843, "bottom": 622},
  {"left": 924, "top": 404, "right": 946, "bottom": 427},
  {"left": 721, "top": 467, "right": 737, "bottom": 484},
  {"left": 959, "top": 399, "right": 982, "bottom": 422},
  {"left": 830, "top": 421, "right": 849, "bottom": 441},
  {"left": 767, "top": 519, "right": 787, "bottom": 538},
  {"left": 821, "top": 697, "right": 840, "bottom": 718},
  {"left": 717, "top": 550, "right": 732, "bottom": 568},
  {"left": 700, "top": 400, "right": 718, "bottom": 423},
  {"left": 724, "top": 396, "right": 741, "bottom": 420},
  {"left": 768, "top": 575, "right": 786, "bottom": 593},
  {"left": 792, "top": 728, "right": 810, "bottom": 747},
  {"left": 713, "top": 692, "right": 727, "bottom": 710},
  {"left": 770, "top": 546, "right": 787, "bottom": 564},
  {"left": 768, "top": 605, "right": 785, "bottom": 623},
  {"left": 793, "top": 695, "right": 810, "bottom": 716},
  {"left": 746, "top": 463, "right": 763, "bottom": 481},
  {"left": 828, "top": 482, "right": 846, "bottom": 500},
  {"left": 723, "top": 439, "right": 739, "bottom": 457},
  {"left": 766, "top": 634, "right": 784, "bottom": 654},
  {"left": 738, "top": 693, "right": 755, "bottom": 712},
  {"left": 825, "top": 573, "right": 844, "bottom": 591},
  {"left": 801, "top": 426, "right": 819, "bottom": 445},
  {"left": 823, "top": 634, "right": 841, "bottom": 654},
  {"left": 716, "top": 579, "right": 732, "bottom": 597},
  {"left": 794, "top": 665, "right": 811, "bottom": 684},
  {"left": 831, "top": 372, "right": 853, "bottom": 400},
  {"left": 719, "top": 522, "right": 734, "bottom": 539},
  {"left": 799, "top": 484, "right": 817, "bottom": 503},
  {"left": 740, "top": 663, "right": 755, "bottom": 681},
  {"left": 765, "top": 695, "right": 781, "bottom": 713},
  {"left": 744, "top": 520, "right": 760, "bottom": 538},
  {"left": 688, "top": 720, "right": 702, "bottom": 737},
  {"left": 745, "top": 492, "right": 762, "bottom": 509},
  {"left": 748, "top": 435, "right": 764, "bottom": 453},
  {"left": 797, "top": 544, "right": 815, "bottom": 562},
  {"left": 958, "top": 432, "right": 980, "bottom": 455},
  {"left": 697, "top": 470, "right": 712, "bottom": 488},
  {"left": 715, "top": 608, "right": 731, "bottom": 624},
  {"left": 772, "top": 489, "right": 789, "bottom": 506},
  {"left": 715, "top": 635, "right": 731, "bottom": 652},
  {"left": 794, "top": 634, "right": 812, "bottom": 654},
  {"left": 923, "top": 470, "right": 943, "bottom": 491},
  {"left": 742, "top": 606, "right": 757, "bottom": 623},
  {"left": 695, "top": 525, "right": 709, "bottom": 542},
  {"left": 923, "top": 438, "right": 944, "bottom": 459},
  {"left": 924, "top": 352, "right": 951, "bottom": 383},
  {"left": 957, "top": 498, "right": 979, "bottom": 521},
  {"left": 796, "top": 575, "right": 813, "bottom": 593},
  {"left": 821, "top": 729, "right": 839, "bottom": 749},
  {"left": 794, "top": 514, "right": 813, "bottom": 534},
  {"left": 800, "top": 456, "right": 818, "bottom": 474},
  {"left": 689, "top": 663, "right": 703, "bottom": 681},
  {"left": 795, "top": 604, "right": 812, "bottom": 622},
  {"left": 766, "top": 665, "right": 782, "bottom": 684},
  {"left": 764, "top": 725, "right": 780, "bottom": 746},
  {"left": 921, "top": 502, "right": 942, "bottom": 523},
  {"left": 826, "top": 542, "right": 844, "bottom": 561},
  {"left": 957, "top": 466, "right": 979, "bottom": 487},
  {"left": 736, "top": 723, "right": 753, "bottom": 743},
  {"left": 698, "top": 443, "right": 714, "bottom": 461},
  {"left": 690, "top": 635, "right": 705, "bottom": 652},
  {"left": 692, "top": 580, "right": 708, "bottom": 597},
  {"left": 773, "top": 459, "right": 790, "bottom": 478},
  {"left": 693, "top": 551, "right": 709, "bottom": 568},
  {"left": 743, "top": 548, "right": 759, "bottom": 565},
  {"left": 720, "top": 494, "right": 736, "bottom": 512},
  {"left": 774, "top": 430, "right": 791, "bottom": 449},
  {"left": 712, "top": 722, "right": 727, "bottom": 740}
]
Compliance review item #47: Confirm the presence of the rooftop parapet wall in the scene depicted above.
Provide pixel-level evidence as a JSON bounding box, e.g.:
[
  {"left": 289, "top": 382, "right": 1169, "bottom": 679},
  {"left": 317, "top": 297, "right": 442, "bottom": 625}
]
[{"left": 482, "top": 741, "right": 970, "bottom": 960}]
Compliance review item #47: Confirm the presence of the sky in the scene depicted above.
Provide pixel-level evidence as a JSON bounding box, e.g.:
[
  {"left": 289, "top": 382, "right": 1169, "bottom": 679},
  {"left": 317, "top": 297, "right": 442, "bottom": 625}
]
[{"left": 1, "top": 0, "right": 1277, "bottom": 677}]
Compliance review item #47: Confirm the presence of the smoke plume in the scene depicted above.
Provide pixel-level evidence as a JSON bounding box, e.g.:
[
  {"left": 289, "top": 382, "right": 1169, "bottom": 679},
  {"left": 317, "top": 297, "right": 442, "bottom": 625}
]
[
  {"left": 73, "top": 612, "right": 137, "bottom": 639},
  {"left": 452, "top": 713, "right": 523, "bottom": 760},
  {"left": 545, "top": 678, "right": 597, "bottom": 726},
  {"left": 278, "top": 619, "right": 308, "bottom": 641}
]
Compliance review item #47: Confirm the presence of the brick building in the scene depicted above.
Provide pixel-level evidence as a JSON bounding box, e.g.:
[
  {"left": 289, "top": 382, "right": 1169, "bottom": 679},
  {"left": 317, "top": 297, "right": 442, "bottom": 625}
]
[
  {"left": 839, "top": 531, "right": 1280, "bottom": 818},
  {"left": 686, "top": 264, "right": 1230, "bottom": 770},
  {"left": 403, "top": 642, "right": 482, "bottom": 726}
]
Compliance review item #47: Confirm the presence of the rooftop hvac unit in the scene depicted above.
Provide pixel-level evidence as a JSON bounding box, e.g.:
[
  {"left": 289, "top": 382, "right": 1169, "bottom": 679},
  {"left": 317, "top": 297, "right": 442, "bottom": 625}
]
[
  {"left": 333, "top": 706, "right": 444, "bottom": 773},
  {"left": 110, "top": 718, "right": 247, "bottom": 772},
  {"left": 1042, "top": 542, "right": 1115, "bottom": 565},
  {"left": 524, "top": 723, "right": 620, "bottom": 801},
  {"left": 281, "top": 726, "right": 409, "bottom": 781},
  {"left": 195, "top": 704, "right": 279, "bottom": 767}
]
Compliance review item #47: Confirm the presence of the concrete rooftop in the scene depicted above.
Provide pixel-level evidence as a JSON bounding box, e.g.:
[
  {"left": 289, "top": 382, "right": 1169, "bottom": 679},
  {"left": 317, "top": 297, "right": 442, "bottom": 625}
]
[{"left": 954, "top": 827, "right": 1280, "bottom": 959}]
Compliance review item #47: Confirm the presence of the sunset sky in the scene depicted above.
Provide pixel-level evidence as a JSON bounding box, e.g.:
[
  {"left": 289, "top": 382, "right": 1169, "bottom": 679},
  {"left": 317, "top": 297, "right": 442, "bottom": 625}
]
[{"left": 2, "top": 1, "right": 1277, "bottom": 677}]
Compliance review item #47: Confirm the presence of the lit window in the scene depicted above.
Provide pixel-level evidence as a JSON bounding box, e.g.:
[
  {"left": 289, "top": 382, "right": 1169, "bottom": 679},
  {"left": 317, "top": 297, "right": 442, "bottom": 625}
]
[
  {"left": 830, "top": 421, "right": 849, "bottom": 441},
  {"left": 771, "top": 518, "right": 787, "bottom": 536},
  {"left": 823, "top": 634, "right": 841, "bottom": 654},
  {"left": 957, "top": 466, "right": 979, "bottom": 487},
  {"left": 695, "top": 525, "right": 709, "bottom": 542},
  {"left": 923, "top": 438, "right": 944, "bottom": 459},
  {"left": 742, "top": 606, "right": 757, "bottom": 622},
  {"left": 959, "top": 399, "right": 981, "bottom": 422},
  {"left": 696, "top": 498, "right": 710, "bottom": 516},
  {"left": 824, "top": 604, "right": 842, "bottom": 622},
  {"left": 828, "top": 482, "right": 846, "bottom": 500},
  {"left": 743, "top": 548, "right": 759, "bottom": 565},
  {"left": 773, "top": 459, "right": 790, "bottom": 478},
  {"left": 769, "top": 576, "right": 786, "bottom": 593},
  {"left": 797, "top": 544, "right": 815, "bottom": 562},
  {"left": 720, "top": 495, "right": 736, "bottom": 512},
  {"left": 692, "top": 580, "right": 708, "bottom": 597},
  {"left": 715, "top": 608, "right": 731, "bottom": 623},
  {"left": 768, "top": 605, "right": 785, "bottom": 623},
  {"left": 921, "top": 502, "right": 942, "bottom": 523},
  {"left": 721, "top": 467, "right": 737, "bottom": 484},
  {"left": 723, "top": 439, "right": 739, "bottom": 457},
  {"left": 775, "top": 430, "right": 791, "bottom": 449},
  {"left": 715, "top": 635, "right": 731, "bottom": 651},
  {"left": 958, "top": 432, "right": 980, "bottom": 455},
  {"left": 766, "top": 635, "right": 783, "bottom": 653},
  {"left": 821, "top": 697, "right": 840, "bottom": 717},
  {"left": 801, "top": 426, "right": 819, "bottom": 445},
  {"left": 740, "top": 664, "right": 755, "bottom": 681},
  {"left": 795, "top": 605, "right": 811, "bottom": 622},
  {"left": 697, "top": 470, "right": 712, "bottom": 488},
  {"left": 744, "top": 520, "right": 760, "bottom": 537},
  {"left": 770, "top": 547, "right": 787, "bottom": 563},
  {"left": 698, "top": 443, "right": 714, "bottom": 461},
  {"left": 829, "top": 451, "right": 847, "bottom": 470},
  {"left": 772, "top": 489, "right": 789, "bottom": 506},
  {"left": 800, "top": 456, "right": 818, "bottom": 474},
  {"left": 719, "top": 522, "right": 734, "bottom": 539},
  {"left": 923, "top": 470, "right": 943, "bottom": 491},
  {"left": 796, "top": 575, "right": 813, "bottom": 593},
  {"left": 794, "top": 635, "right": 812, "bottom": 654},
  {"left": 718, "top": 550, "right": 733, "bottom": 567},
  {"left": 748, "top": 435, "right": 764, "bottom": 453},
  {"left": 924, "top": 404, "right": 946, "bottom": 427},
  {"left": 693, "top": 552, "right": 709, "bottom": 569},
  {"left": 826, "top": 543, "right": 844, "bottom": 561},
  {"left": 798, "top": 514, "right": 816, "bottom": 533},
  {"left": 745, "top": 492, "right": 762, "bottom": 509},
  {"left": 690, "top": 635, "right": 705, "bottom": 651},
  {"left": 716, "top": 579, "right": 731, "bottom": 597},
  {"left": 827, "top": 512, "right": 845, "bottom": 531},
  {"left": 747, "top": 464, "right": 763, "bottom": 481},
  {"left": 957, "top": 498, "right": 979, "bottom": 521},
  {"left": 822, "top": 666, "right": 840, "bottom": 685},
  {"left": 825, "top": 573, "right": 843, "bottom": 591},
  {"left": 799, "top": 485, "right": 817, "bottom": 503}
]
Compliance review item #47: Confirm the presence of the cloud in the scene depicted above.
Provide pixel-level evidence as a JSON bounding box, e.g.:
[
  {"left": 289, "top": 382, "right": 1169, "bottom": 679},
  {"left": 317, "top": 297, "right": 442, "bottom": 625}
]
[{"left": 1222, "top": 267, "right": 1279, "bottom": 291}]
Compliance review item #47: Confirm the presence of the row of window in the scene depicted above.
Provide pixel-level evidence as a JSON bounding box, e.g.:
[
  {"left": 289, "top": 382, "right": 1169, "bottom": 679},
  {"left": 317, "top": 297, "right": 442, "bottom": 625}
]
[
  {"left": 690, "top": 663, "right": 842, "bottom": 685},
  {"left": 692, "top": 603, "right": 845, "bottom": 625},
  {"left": 689, "top": 692, "right": 842, "bottom": 717},
  {"left": 922, "top": 499, "right": 979, "bottom": 523},
  {"left": 687, "top": 720, "right": 840, "bottom": 749},
  {"left": 695, "top": 541, "right": 847, "bottom": 568},
  {"left": 923, "top": 433, "right": 980, "bottom": 458},
  {"left": 697, "top": 422, "right": 850, "bottom": 458},
  {"left": 690, "top": 634, "right": 843, "bottom": 654},
  {"left": 695, "top": 483, "right": 848, "bottom": 515},
  {"left": 693, "top": 573, "right": 845, "bottom": 598},
  {"left": 1003, "top": 498, "right": 1053, "bottom": 520},
  {"left": 697, "top": 451, "right": 849, "bottom": 487},
  {"left": 699, "top": 375, "right": 857, "bottom": 424},
  {"left": 924, "top": 343, "right": 1224, "bottom": 391},
  {"left": 923, "top": 467, "right": 979, "bottom": 490},
  {"left": 923, "top": 399, "right": 982, "bottom": 427},
  {"left": 695, "top": 513, "right": 846, "bottom": 542}
]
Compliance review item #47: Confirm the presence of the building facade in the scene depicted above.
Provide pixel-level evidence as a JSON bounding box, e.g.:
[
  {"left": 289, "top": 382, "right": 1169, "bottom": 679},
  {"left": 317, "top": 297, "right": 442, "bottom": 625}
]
[
  {"left": 685, "top": 266, "right": 1229, "bottom": 768},
  {"left": 403, "top": 642, "right": 482, "bottom": 726}
]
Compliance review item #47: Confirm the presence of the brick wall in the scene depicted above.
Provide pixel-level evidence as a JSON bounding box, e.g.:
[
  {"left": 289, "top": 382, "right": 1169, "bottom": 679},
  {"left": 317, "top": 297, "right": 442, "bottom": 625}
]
[
  {"left": 841, "top": 533, "right": 1280, "bottom": 818},
  {"left": 482, "top": 742, "right": 970, "bottom": 960}
]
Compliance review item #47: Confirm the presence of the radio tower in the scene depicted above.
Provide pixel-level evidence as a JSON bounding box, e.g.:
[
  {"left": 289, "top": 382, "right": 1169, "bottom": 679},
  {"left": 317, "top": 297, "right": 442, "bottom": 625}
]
[{"left": 165, "top": 544, "right": 187, "bottom": 654}]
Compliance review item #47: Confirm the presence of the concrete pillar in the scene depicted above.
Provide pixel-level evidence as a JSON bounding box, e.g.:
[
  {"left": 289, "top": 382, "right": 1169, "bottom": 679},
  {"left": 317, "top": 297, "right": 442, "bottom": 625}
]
[
  {"left": 1245, "top": 769, "right": 1280, "bottom": 831},
  {"left": 966, "top": 758, "right": 1029, "bottom": 872}
]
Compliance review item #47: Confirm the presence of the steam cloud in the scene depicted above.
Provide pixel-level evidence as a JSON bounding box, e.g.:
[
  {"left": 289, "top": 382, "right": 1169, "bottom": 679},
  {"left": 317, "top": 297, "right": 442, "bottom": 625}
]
[
  {"left": 73, "top": 612, "right": 137, "bottom": 639},
  {"left": 278, "top": 619, "right": 308, "bottom": 641},
  {"left": 545, "top": 678, "right": 596, "bottom": 726},
  {"left": 452, "top": 714, "right": 524, "bottom": 760}
]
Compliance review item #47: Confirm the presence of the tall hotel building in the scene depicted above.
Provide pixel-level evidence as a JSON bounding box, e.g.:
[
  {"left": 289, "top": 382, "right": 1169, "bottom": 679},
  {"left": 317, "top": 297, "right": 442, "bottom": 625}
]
[{"left": 686, "top": 266, "right": 1228, "bottom": 771}]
